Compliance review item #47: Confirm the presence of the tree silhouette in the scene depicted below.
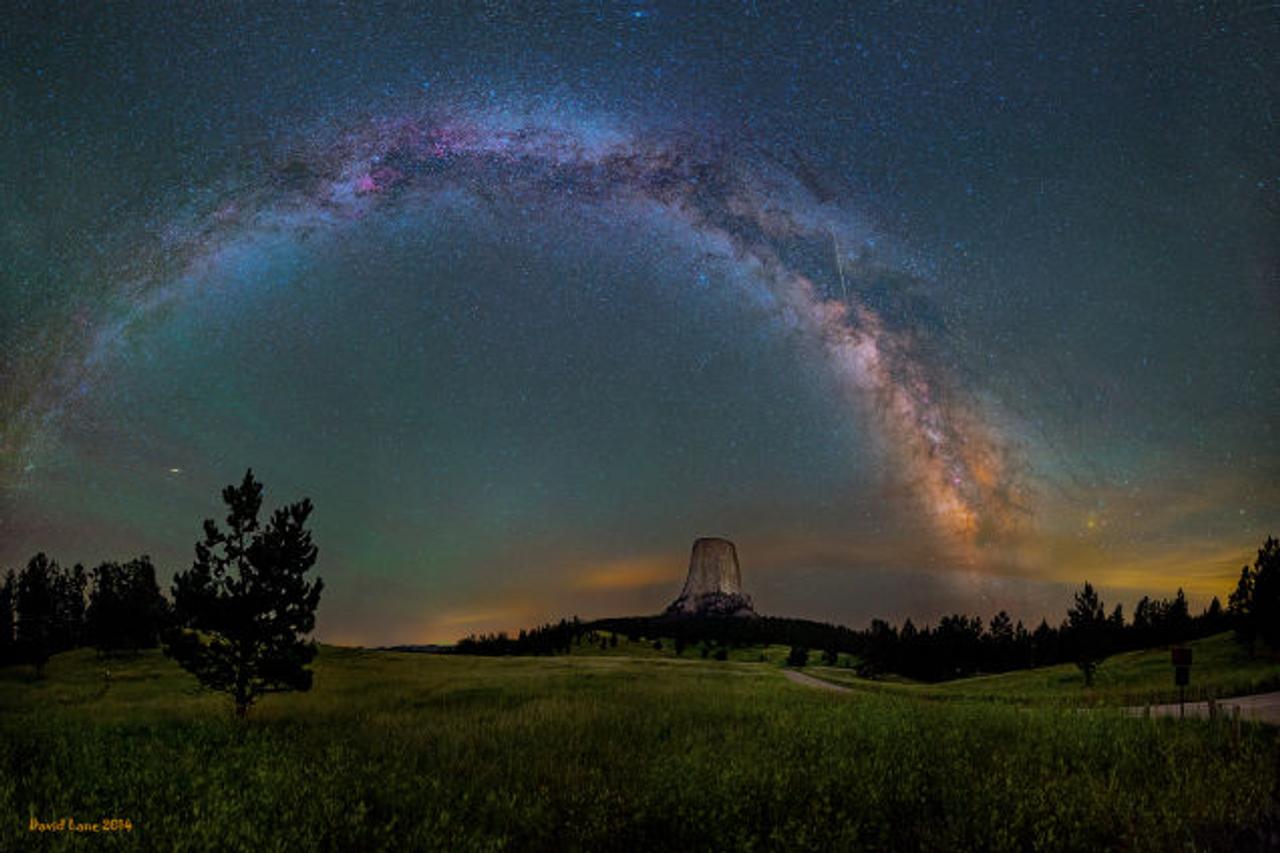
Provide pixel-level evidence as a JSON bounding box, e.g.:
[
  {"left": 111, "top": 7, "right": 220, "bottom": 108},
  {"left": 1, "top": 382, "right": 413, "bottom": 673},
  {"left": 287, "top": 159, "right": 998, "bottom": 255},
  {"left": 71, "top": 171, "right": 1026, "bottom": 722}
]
[
  {"left": 1066, "top": 581, "right": 1108, "bottom": 686},
  {"left": 987, "top": 610, "right": 1014, "bottom": 671},
  {"left": 0, "top": 570, "right": 15, "bottom": 664},
  {"left": 88, "top": 556, "right": 171, "bottom": 653},
  {"left": 52, "top": 563, "right": 87, "bottom": 650},
  {"left": 16, "top": 554, "right": 58, "bottom": 677},
  {"left": 1251, "top": 536, "right": 1280, "bottom": 652},
  {"left": 1202, "top": 596, "right": 1224, "bottom": 634},
  {"left": 1228, "top": 564, "right": 1256, "bottom": 654},
  {"left": 165, "top": 470, "right": 323, "bottom": 718},
  {"left": 786, "top": 645, "right": 809, "bottom": 667},
  {"left": 1166, "top": 588, "right": 1191, "bottom": 641}
]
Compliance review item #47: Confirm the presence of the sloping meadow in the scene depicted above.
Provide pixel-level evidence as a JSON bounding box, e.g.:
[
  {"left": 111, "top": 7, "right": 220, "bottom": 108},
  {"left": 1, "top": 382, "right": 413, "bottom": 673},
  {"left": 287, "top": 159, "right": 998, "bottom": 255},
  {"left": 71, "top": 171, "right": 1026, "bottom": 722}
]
[{"left": 2, "top": 646, "right": 1276, "bottom": 851}]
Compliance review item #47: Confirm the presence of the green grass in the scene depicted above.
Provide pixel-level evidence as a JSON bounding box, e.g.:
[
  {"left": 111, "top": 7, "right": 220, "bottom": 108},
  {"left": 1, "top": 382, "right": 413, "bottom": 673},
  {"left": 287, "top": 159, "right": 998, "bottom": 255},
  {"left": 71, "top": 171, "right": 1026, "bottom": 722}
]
[
  {"left": 1, "top": 643, "right": 1277, "bottom": 851},
  {"left": 564, "top": 631, "right": 799, "bottom": 664},
  {"left": 806, "top": 632, "right": 1280, "bottom": 708}
]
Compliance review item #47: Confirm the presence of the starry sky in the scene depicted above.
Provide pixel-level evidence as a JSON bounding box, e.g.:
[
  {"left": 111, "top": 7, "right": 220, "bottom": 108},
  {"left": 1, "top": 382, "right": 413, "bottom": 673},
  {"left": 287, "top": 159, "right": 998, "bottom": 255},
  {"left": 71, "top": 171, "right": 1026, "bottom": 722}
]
[{"left": 2, "top": 2, "right": 1276, "bottom": 644}]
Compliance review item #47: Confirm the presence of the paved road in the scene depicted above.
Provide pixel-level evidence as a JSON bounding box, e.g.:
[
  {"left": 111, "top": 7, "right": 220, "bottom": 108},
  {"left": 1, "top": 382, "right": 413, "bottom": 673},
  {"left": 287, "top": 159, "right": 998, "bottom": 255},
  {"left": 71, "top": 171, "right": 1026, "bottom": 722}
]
[
  {"left": 1126, "top": 691, "right": 1280, "bottom": 725},
  {"left": 782, "top": 668, "right": 1280, "bottom": 725}
]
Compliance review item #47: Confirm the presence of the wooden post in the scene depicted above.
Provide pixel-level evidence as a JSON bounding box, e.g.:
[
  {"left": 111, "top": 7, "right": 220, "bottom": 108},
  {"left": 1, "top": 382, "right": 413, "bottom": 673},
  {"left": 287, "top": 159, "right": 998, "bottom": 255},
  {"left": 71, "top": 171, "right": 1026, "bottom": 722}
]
[{"left": 1172, "top": 647, "right": 1192, "bottom": 719}]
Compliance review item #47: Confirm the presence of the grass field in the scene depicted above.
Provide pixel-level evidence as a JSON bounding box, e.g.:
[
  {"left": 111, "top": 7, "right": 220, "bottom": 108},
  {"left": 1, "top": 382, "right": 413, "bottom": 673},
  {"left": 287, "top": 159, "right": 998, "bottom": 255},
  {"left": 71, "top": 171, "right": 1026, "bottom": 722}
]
[
  {"left": 804, "top": 632, "right": 1280, "bottom": 708},
  {"left": 562, "top": 632, "right": 806, "bottom": 665},
  {"left": 2, "top": 640, "right": 1278, "bottom": 851}
]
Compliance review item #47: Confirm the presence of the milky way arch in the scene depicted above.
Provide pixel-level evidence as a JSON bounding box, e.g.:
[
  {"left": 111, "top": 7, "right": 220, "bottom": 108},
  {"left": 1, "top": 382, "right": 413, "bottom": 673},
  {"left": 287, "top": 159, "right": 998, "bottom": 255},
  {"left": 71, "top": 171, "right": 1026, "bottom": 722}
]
[{"left": 3, "top": 104, "right": 1028, "bottom": 557}]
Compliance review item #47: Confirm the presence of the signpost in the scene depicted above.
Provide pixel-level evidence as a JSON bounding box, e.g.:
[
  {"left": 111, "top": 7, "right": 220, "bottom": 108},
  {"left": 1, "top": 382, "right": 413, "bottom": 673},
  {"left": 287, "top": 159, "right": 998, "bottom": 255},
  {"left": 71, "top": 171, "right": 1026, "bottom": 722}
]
[{"left": 1172, "top": 647, "right": 1192, "bottom": 718}]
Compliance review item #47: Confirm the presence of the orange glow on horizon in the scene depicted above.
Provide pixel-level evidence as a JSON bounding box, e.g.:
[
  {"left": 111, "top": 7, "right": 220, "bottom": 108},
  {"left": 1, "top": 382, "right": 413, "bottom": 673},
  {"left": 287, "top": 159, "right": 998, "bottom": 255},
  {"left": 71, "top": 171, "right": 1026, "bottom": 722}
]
[{"left": 571, "top": 556, "right": 683, "bottom": 591}]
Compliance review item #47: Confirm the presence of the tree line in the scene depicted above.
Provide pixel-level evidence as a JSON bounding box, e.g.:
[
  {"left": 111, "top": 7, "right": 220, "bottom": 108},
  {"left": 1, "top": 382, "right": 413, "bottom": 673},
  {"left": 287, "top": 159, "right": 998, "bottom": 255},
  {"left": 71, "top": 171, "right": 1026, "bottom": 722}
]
[
  {"left": 853, "top": 583, "right": 1225, "bottom": 684},
  {"left": 0, "top": 555, "right": 170, "bottom": 675},
  {"left": 1227, "top": 535, "right": 1280, "bottom": 656},
  {"left": 0, "top": 470, "right": 324, "bottom": 718},
  {"left": 795, "top": 536, "right": 1278, "bottom": 683},
  {"left": 454, "top": 535, "right": 1279, "bottom": 687},
  {"left": 456, "top": 618, "right": 595, "bottom": 656},
  {"left": 452, "top": 613, "right": 865, "bottom": 658},
  {"left": 453, "top": 585, "right": 1226, "bottom": 684}
]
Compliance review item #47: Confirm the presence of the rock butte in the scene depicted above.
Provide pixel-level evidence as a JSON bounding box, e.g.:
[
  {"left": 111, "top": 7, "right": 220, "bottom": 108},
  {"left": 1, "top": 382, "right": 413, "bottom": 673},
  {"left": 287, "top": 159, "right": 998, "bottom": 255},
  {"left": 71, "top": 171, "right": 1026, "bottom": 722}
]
[{"left": 665, "top": 537, "right": 757, "bottom": 618}]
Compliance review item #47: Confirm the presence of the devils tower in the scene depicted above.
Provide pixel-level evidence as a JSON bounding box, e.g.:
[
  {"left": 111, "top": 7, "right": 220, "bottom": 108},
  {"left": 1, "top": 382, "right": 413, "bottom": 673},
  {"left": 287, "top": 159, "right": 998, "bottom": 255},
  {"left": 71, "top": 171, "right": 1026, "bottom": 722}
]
[{"left": 665, "top": 537, "right": 756, "bottom": 617}]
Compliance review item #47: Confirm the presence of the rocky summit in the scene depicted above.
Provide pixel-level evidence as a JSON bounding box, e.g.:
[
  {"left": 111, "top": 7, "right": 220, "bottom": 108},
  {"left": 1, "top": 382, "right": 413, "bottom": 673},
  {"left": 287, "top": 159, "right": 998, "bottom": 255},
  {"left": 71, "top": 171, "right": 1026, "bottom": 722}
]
[{"left": 665, "top": 537, "right": 757, "bottom": 617}]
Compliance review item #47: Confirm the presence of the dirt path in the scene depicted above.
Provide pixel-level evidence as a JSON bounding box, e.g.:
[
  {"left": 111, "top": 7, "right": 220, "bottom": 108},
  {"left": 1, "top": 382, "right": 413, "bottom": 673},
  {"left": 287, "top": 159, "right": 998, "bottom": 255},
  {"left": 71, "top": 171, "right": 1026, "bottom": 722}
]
[
  {"left": 1126, "top": 691, "right": 1280, "bottom": 725},
  {"left": 782, "top": 669, "right": 853, "bottom": 693},
  {"left": 783, "top": 667, "right": 1280, "bottom": 724}
]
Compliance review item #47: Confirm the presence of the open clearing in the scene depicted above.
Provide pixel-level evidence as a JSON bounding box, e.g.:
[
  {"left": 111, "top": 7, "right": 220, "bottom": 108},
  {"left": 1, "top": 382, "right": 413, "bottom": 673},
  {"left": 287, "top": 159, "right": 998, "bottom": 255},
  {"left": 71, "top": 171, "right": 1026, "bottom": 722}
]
[{"left": 2, "top": 636, "right": 1278, "bottom": 851}]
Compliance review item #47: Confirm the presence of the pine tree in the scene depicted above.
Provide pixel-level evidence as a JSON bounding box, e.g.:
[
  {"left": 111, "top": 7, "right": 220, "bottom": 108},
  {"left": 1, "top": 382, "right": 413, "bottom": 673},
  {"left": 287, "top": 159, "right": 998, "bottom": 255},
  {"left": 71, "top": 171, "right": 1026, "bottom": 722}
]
[
  {"left": 1066, "top": 581, "right": 1108, "bottom": 686},
  {"left": 1031, "top": 619, "right": 1057, "bottom": 667},
  {"left": 1167, "top": 588, "right": 1191, "bottom": 642},
  {"left": 16, "top": 554, "right": 58, "bottom": 677},
  {"left": 1251, "top": 537, "right": 1280, "bottom": 652},
  {"left": 1228, "top": 564, "right": 1256, "bottom": 654},
  {"left": 0, "top": 570, "right": 15, "bottom": 664},
  {"left": 165, "top": 470, "right": 323, "bottom": 718},
  {"left": 987, "top": 611, "right": 1014, "bottom": 671},
  {"left": 88, "top": 557, "right": 171, "bottom": 653},
  {"left": 1106, "top": 603, "right": 1125, "bottom": 652},
  {"left": 52, "top": 563, "right": 87, "bottom": 651},
  {"left": 1201, "top": 597, "right": 1224, "bottom": 635}
]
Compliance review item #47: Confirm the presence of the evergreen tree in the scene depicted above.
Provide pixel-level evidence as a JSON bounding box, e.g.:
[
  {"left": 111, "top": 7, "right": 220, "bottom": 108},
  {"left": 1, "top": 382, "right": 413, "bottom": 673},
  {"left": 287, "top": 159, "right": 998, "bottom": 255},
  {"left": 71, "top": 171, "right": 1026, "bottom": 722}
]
[
  {"left": 16, "top": 554, "right": 58, "bottom": 677},
  {"left": 1166, "top": 588, "right": 1191, "bottom": 642},
  {"left": 987, "top": 611, "right": 1014, "bottom": 671},
  {"left": 1202, "top": 596, "right": 1223, "bottom": 628},
  {"left": 1031, "top": 619, "right": 1057, "bottom": 667},
  {"left": 88, "top": 557, "right": 171, "bottom": 653},
  {"left": 1227, "top": 564, "right": 1256, "bottom": 653},
  {"left": 52, "top": 563, "right": 87, "bottom": 651},
  {"left": 165, "top": 470, "right": 323, "bottom": 718},
  {"left": 0, "top": 570, "right": 15, "bottom": 664},
  {"left": 1132, "top": 596, "right": 1154, "bottom": 647},
  {"left": 1013, "top": 620, "right": 1032, "bottom": 669},
  {"left": 1251, "top": 536, "right": 1280, "bottom": 652},
  {"left": 1107, "top": 603, "right": 1125, "bottom": 649},
  {"left": 1066, "top": 581, "right": 1108, "bottom": 686}
]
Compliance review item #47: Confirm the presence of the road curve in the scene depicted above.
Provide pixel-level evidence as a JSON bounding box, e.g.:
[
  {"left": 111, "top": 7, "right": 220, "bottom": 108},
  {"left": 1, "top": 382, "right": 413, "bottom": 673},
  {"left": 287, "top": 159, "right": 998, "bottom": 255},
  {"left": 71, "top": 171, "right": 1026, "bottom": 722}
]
[
  {"left": 782, "top": 667, "right": 1280, "bottom": 725},
  {"left": 1127, "top": 691, "right": 1280, "bottom": 725},
  {"left": 783, "top": 669, "right": 853, "bottom": 693}
]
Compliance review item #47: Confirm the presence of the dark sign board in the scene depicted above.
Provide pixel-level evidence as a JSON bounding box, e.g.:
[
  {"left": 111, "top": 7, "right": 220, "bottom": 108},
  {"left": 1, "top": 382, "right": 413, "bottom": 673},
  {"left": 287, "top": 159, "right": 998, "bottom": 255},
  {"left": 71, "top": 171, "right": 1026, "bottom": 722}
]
[
  {"left": 1171, "top": 647, "right": 1192, "bottom": 667},
  {"left": 1175, "top": 665, "right": 1190, "bottom": 686}
]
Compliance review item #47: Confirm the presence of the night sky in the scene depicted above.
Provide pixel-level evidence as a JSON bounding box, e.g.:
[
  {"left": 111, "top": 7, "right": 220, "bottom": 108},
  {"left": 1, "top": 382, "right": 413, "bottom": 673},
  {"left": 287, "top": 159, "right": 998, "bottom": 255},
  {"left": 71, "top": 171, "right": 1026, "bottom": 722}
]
[{"left": 2, "top": 2, "right": 1276, "bottom": 644}]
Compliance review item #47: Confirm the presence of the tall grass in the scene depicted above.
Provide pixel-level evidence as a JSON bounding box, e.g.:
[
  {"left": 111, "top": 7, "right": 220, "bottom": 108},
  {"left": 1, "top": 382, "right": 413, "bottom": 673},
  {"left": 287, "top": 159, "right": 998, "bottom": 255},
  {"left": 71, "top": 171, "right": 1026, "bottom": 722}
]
[{"left": 2, "top": 646, "right": 1276, "bottom": 851}]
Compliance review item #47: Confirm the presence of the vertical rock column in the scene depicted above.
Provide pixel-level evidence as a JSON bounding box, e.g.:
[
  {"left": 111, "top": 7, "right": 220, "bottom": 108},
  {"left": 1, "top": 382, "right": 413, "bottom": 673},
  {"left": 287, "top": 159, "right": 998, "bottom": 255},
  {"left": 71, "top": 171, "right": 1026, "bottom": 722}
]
[{"left": 666, "top": 537, "right": 756, "bottom": 617}]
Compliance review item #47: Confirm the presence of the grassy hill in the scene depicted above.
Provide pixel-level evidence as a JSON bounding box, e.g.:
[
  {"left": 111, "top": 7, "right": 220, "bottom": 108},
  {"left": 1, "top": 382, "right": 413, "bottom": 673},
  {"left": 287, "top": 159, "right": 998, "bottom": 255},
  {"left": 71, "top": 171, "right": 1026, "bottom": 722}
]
[
  {"left": 804, "top": 632, "right": 1280, "bottom": 707},
  {"left": 1, "top": 642, "right": 1277, "bottom": 851},
  {"left": 560, "top": 630, "right": 803, "bottom": 665}
]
